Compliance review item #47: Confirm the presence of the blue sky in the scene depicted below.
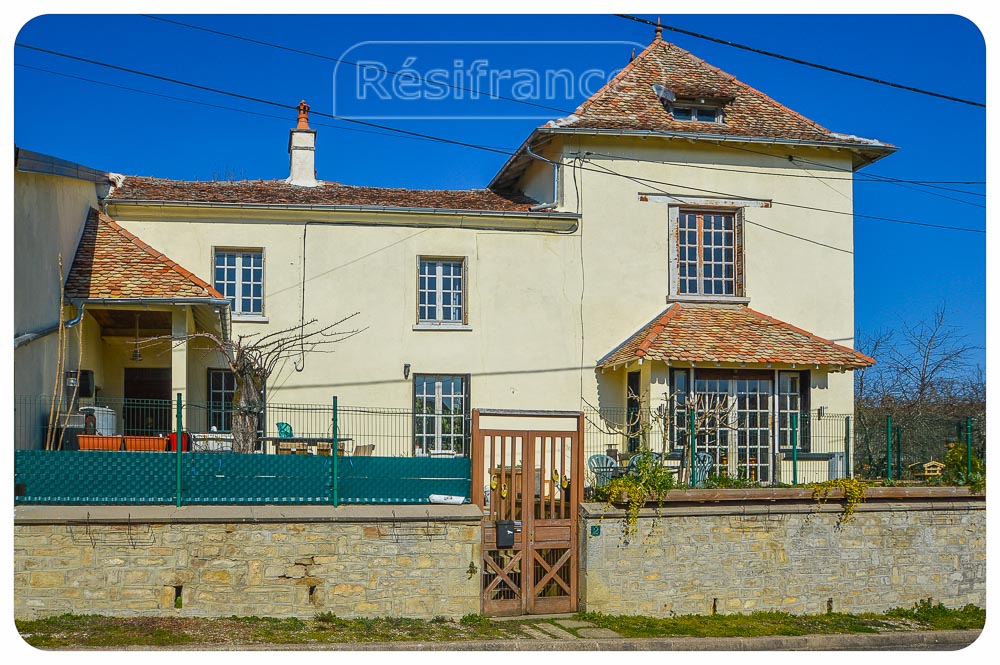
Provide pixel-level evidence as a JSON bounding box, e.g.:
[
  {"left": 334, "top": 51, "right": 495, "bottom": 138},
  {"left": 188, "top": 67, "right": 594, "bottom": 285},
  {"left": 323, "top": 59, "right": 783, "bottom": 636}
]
[{"left": 13, "top": 13, "right": 986, "bottom": 369}]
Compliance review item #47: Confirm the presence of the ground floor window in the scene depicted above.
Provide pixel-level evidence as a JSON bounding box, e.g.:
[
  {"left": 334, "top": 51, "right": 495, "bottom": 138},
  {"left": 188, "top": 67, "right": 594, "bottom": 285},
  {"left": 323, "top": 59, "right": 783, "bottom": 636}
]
[
  {"left": 669, "top": 368, "right": 809, "bottom": 481},
  {"left": 413, "top": 374, "right": 469, "bottom": 456},
  {"left": 208, "top": 368, "right": 236, "bottom": 431}
]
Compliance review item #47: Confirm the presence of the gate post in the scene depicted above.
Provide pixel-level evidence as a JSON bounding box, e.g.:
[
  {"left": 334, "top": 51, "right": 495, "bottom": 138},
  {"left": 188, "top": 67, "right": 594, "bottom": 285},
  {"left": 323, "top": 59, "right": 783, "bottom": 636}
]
[{"left": 471, "top": 409, "right": 484, "bottom": 507}]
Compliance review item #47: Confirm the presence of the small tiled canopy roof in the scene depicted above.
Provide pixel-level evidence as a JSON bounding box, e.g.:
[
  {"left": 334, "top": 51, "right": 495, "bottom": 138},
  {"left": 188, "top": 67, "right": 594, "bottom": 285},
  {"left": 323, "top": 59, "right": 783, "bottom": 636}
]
[
  {"left": 65, "top": 208, "right": 223, "bottom": 300},
  {"left": 549, "top": 34, "right": 892, "bottom": 148},
  {"left": 598, "top": 303, "right": 874, "bottom": 370},
  {"left": 108, "top": 176, "right": 540, "bottom": 212}
]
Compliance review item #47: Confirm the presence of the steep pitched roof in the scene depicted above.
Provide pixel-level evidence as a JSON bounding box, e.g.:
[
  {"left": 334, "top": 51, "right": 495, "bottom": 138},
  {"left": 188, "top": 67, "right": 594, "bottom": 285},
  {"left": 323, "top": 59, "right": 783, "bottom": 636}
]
[
  {"left": 108, "top": 176, "right": 542, "bottom": 212},
  {"left": 549, "top": 35, "right": 890, "bottom": 147},
  {"left": 598, "top": 303, "right": 874, "bottom": 370},
  {"left": 65, "top": 208, "right": 223, "bottom": 300}
]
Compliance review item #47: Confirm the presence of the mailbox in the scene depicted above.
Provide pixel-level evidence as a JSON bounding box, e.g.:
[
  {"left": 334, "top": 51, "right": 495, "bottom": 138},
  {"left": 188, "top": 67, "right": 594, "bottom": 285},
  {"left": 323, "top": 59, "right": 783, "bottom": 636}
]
[{"left": 495, "top": 520, "right": 515, "bottom": 548}]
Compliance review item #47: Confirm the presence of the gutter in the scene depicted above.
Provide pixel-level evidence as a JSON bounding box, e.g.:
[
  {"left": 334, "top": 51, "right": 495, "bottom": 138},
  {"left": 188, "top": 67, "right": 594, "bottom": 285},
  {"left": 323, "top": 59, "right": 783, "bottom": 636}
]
[
  {"left": 106, "top": 199, "right": 580, "bottom": 220},
  {"left": 525, "top": 145, "right": 561, "bottom": 212}
]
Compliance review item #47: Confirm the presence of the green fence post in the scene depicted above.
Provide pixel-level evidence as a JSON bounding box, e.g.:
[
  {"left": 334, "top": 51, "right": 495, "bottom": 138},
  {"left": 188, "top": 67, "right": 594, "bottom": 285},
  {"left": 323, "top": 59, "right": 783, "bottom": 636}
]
[
  {"left": 791, "top": 412, "right": 798, "bottom": 485},
  {"left": 332, "top": 395, "right": 339, "bottom": 507},
  {"left": 844, "top": 416, "right": 852, "bottom": 479},
  {"left": 966, "top": 417, "right": 973, "bottom": 479},
  {"left": 885, "top": 415, "right": 893, "bottom": 481},
  {"left": 688, "top": 406, "right": 696, "bottom": 488},
  {"left": 894, "top": 425, "right": 903, "bottom": 480},
  {"left": 175, "top": 392, "right": 183, "bottom": 507}
]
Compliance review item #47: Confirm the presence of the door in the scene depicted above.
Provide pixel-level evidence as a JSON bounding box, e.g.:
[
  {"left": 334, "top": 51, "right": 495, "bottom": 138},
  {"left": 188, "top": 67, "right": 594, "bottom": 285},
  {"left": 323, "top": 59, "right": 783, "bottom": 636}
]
[
  {"left": 473, "top": 412, "right": 583, "bottom": 616},
  {"left": 123, "top": 368, "right": 172, "bottom": 435},
  {"left": 626, "top": 371, "right": 641, "bottom": 453},
  {"left": 693, "top": 372, "right": 773, "bottom": 482}
]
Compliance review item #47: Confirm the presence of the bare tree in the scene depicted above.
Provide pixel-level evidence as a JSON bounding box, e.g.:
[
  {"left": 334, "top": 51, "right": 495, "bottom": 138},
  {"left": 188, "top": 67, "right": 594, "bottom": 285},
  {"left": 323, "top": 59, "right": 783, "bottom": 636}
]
[{"left": 153, "top": 314, "right": 363, "bottom": 453}]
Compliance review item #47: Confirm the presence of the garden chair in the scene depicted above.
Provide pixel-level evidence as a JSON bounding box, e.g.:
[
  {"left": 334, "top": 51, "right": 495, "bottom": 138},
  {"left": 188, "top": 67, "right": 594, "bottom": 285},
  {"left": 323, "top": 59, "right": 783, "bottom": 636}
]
[
  {"left": 588, "top": 453, "right": 618, "bottom": 489},
  {"left": 691, "top": 451, "right": 715, "bottom": 487},
  {"left": 626, "top": 451, "right": 664, "bottom": 475},
  {"left": 352, "top": 444, "right": 375, "bottom": 456},
  {"left": 276, "top": 422, "right": 293, "bottom": 438}
]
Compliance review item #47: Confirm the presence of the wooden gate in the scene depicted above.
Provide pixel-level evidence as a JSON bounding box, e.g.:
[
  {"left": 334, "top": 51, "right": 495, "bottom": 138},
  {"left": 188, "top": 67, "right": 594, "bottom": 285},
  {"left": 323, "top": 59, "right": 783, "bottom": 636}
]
[{"left": 471, "top": 410, "right": 584, "bottom": 616}]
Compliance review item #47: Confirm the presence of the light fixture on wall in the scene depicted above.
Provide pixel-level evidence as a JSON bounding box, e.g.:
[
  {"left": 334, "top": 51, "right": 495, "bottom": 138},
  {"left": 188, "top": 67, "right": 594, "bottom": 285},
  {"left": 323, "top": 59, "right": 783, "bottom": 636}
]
[
  {"left": 403, "top": 363, "right": 411, "bottom": 380},
  {"left": 130, "top": 313, "right": 143, "bottom": 362}
]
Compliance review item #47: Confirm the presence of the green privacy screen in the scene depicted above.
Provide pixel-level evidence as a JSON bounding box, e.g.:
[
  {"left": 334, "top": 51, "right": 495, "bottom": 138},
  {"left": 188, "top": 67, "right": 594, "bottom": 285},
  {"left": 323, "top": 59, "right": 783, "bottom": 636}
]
[{"left": 14, "top": 451, "right": 471, "bottom": 505}]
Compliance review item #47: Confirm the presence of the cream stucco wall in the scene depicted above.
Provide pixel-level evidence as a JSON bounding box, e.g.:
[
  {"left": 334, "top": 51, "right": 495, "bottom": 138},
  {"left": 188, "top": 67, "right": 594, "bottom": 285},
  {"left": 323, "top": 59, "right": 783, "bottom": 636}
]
[
  {"left": 108, "top": 133, "right": 864, "bottom": 422},
  {"left": 14, "top": 171, "right": 99, "bottom": 399}
]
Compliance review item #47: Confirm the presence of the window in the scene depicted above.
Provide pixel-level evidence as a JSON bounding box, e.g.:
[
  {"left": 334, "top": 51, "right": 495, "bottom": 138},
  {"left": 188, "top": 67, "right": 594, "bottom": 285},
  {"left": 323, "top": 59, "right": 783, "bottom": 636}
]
[
  {"left": 418, "top": 258, "right": 465, "bottom": 325},
  {"left": 208, "top": 368, "right": 235, "bottom": 431},
  {"left": 413, "top": 374, "right": 469, "bottom": 456},
  {"left": 674, "top": 209, "right": 742, "bottom": 298},
  {"left": 669, "top": 104, "right": 723, "bottom": 124},
  {"left": 778, "top": 371, "right": 810, "bottom": 452},
  {"left": 214, "top": 249, "right": 264, "bottom": 316}
]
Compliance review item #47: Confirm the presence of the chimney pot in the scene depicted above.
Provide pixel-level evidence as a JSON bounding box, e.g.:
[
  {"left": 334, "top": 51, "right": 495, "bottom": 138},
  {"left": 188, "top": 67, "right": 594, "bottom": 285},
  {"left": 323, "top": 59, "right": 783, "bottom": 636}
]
[{"left": 286, "top": 99, "right": 318, "bottom": 187}]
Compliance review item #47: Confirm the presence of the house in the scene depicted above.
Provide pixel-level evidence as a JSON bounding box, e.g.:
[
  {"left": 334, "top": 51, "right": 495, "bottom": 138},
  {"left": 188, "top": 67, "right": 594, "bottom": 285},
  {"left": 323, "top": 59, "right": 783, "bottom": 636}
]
[{"left": 15, "top": 29, "right": 892, "bottom": 481}]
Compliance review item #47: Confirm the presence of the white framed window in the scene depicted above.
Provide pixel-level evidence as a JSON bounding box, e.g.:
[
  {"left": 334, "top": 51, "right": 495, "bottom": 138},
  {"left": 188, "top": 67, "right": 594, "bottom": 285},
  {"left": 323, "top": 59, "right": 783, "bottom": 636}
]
[
  {"left": 669, "top": 104, "right": 724, "bottom": 123},
  {"left": 417, "top": 258, "right": 466, "bottom": 325},
  {"left": 214, "top": 249, "right": 264, "bottom": 316},
  {"left": 413, "top": 374, "right": 469, "bottom": 456}
]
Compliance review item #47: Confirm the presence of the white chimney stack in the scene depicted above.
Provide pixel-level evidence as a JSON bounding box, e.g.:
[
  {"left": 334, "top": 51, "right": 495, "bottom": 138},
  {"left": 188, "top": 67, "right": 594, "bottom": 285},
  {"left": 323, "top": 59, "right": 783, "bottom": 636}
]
[{"left": 286, "top": 100, "right": 318, "bottom": 187}]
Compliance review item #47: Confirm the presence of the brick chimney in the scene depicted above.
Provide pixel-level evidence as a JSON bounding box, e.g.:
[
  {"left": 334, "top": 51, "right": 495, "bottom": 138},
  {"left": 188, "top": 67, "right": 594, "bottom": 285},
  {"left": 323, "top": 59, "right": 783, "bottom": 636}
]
[{"left": 286, "top": 100, "right": 318, "bottom": 187}]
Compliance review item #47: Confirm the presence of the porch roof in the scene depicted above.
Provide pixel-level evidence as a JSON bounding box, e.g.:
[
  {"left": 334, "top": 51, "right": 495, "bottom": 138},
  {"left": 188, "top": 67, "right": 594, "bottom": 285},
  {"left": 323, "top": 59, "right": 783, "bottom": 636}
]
[
  {"left": 65, "top": 208, "right": 223, "bottom": 300},
  {"left": 597, "top": 303, "right": 874, "bottom": 371}
]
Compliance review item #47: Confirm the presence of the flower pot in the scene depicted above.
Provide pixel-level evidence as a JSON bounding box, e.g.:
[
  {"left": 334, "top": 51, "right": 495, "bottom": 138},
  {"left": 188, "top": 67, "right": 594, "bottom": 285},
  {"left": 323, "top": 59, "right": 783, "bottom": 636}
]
[
  {"left": 124, "top": 435, "right": 167, "bottom": 451},
  {"left": 78, "top": 435, "right": 123, "bottom": 451}
]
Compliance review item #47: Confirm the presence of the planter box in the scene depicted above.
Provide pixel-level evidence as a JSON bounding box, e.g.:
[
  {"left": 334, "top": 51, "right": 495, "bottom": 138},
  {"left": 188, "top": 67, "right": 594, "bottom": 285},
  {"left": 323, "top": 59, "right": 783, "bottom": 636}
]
[
  {"left": 602, "top": 485, "right": 981, "bottom": 506},
  {"left": 77, "top": 435, "right": 123, "bottom": 451},
  {"left": 124, "top": 435, "right": 167, "bottom": 452}
]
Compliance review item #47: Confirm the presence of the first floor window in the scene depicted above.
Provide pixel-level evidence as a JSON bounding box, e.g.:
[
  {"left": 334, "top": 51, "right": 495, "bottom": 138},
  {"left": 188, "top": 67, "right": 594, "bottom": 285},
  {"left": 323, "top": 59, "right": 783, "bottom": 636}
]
[
  {"left": 214, "top": 249, "right": 264, "bottom": 315},
  {"left": 414, "top": 374, "right": 469, "bottom": 456},
  {"left": 208, "top": 368, "right": 236, "bottom": 431},
  {"left": 418, "top": 258, "right": 465, "bottom": 324}
]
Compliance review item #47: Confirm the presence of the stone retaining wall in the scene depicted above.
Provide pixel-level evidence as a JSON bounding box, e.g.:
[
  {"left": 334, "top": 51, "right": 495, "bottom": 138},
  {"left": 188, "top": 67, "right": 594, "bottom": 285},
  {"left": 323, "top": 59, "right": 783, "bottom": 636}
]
[
  {"left": 14, "top": 505, "right": 482, "bottom": 620},
  {"left": 579, "top": 488, "right": 985, "bottom": 616}
]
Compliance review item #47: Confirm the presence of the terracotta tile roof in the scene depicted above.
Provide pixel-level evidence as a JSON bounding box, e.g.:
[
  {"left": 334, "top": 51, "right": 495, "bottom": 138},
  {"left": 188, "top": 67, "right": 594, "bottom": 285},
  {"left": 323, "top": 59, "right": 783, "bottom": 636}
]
[
  {"left": 598, "top": 303, "right": 874, "bottom": 370},
  {"left": 65, "top": 208, "right": 223, "bottom": 300},
  {"left": 547, "top": 36, "right": 892, "bottom": 148},
  {"left": 107, "top": 176, "right": 541, "bottom": 212}
]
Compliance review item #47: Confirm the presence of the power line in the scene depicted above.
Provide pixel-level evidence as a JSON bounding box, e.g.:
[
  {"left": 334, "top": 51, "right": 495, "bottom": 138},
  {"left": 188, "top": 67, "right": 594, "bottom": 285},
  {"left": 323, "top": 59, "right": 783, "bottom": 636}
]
[
  {"left": 15, "top": 45, "right": 985, "bottom": 237},
  {"left": 15, "top": 42, "right": 516, "bottom": 157},
  {"left": 580, "top": 150, "right": 986, "bottom": 201},
  {"left": 581, "top": 158, "right": 985, "bottom": 235},
  {"left": 142, "top": 14, "right": 574, "bottom": 115},
  {"left": 616, "top": 14, "right": 985, "bottom": 108},
  {"left": 14, "top": 63, "right": 450, "bottom": 146},
  {"left": 745, "top": 218, "right": 853, "bottom": 255}
]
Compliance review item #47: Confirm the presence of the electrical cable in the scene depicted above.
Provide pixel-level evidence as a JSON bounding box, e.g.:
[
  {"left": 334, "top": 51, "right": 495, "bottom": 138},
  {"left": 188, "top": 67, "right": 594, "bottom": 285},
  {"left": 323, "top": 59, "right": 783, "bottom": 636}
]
[{"left": 616, "top": 14, "right": 985, "bottom": 108}]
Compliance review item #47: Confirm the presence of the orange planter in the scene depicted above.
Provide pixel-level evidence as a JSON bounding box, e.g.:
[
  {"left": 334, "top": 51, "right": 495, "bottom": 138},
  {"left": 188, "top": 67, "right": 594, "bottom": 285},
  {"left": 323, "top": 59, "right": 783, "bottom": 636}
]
[
  {"left": 124, "top": 435, "right": 167, "bottom": 452},
  {"left": 78, "top": 435, "right": 123, "bottom": 451}
]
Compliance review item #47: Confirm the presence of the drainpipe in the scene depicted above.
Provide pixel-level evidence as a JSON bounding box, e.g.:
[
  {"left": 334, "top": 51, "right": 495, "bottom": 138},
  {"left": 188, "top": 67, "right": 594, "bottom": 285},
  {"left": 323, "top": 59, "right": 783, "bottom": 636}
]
[{"left": 526, "top": 146, "right": 561, "bottom": 211}]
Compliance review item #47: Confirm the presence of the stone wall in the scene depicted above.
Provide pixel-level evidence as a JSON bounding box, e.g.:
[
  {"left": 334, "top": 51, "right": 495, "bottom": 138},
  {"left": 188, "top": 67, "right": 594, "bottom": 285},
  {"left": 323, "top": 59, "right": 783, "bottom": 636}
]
[
  {"left": 14, "top": 505, "right": 482, "bottom": 620},
  {"left": 579, "top": 488, "right": 985, "bottom": 616}
]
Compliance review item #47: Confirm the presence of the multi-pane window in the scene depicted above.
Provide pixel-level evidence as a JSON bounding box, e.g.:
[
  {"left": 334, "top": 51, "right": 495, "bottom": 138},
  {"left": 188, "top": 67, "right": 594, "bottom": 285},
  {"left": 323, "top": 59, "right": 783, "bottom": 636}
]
[
  {"left": 214, "top": 250, "right": 264, "bottom": 315},
  {"left": 670, "top": 105, "right": 723, "bottom": 123},
  {"left": 418, "top": 259, "right": 465, "bottom": 324},
  {"left": 677, "top": 211, "right": 737, "bottom": 297},
  {"left": 414, "top": 374, "right": 469, "bottom": 456},
  {"left": 778, "top": 372, "right": 804, "bottom": 451},
  {"left": 208, "top": 368, "right": 235, "bottom": 431}
]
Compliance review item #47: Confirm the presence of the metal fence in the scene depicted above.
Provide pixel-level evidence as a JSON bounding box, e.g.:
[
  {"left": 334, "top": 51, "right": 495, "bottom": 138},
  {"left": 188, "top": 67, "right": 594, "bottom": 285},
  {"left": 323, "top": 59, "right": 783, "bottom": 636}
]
[{"left": 853, "top": 411, "right": 984, "bottom": 481}]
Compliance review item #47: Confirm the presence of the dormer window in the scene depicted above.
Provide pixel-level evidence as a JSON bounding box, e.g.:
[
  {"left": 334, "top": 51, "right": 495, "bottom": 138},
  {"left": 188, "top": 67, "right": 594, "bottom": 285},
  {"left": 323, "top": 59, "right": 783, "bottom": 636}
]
[{"left": 670, "top": 103, "right": 723, "bottom": 124}]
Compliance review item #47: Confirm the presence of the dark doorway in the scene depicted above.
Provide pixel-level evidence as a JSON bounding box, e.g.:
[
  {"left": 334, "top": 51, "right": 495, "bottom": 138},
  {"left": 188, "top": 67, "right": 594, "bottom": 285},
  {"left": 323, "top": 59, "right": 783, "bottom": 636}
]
[
  {"left": 626, "top": 370, "right": 641, "bottom": 452},
  {"left": 123, "top": 368, "right": 172, "bottom": 435}
]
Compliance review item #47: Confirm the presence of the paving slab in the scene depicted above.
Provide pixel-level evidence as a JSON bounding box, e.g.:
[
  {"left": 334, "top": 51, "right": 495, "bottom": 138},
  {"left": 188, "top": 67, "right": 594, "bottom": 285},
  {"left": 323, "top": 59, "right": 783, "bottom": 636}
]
[
  {"left": 553, "top": 619, "right": 595, "bottom": 629},
  {"left": 577, "top": 628, "right": 622, "bottom": 639},
  {"left": 533, "top": 622, "right": 577, "bottom": 639},
  {"left": 519, "top": 626, "right": 552, "bottom": 640}
]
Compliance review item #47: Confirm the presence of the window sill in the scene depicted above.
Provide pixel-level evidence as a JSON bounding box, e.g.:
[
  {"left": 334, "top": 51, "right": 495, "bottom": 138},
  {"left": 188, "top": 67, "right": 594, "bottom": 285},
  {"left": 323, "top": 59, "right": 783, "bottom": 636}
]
[
  {"left": 232, "top": 314, "right": 269, "bottom": 323},
  {"left": 412, "top": 323, "right": 473, "bottom": 331},
  {"left": 666, "top": 295, "right": 750, "bottom": 305}
]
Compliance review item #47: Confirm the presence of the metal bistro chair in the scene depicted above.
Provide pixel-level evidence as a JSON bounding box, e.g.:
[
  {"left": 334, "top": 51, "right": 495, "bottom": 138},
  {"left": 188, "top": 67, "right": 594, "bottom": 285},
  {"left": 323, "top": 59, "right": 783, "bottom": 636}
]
[
  {"left": 588, "top": 454, "right": 618, "bottom": 489},
  {"left": 691, "top": 451, "right": 715, "bottom": 487}
]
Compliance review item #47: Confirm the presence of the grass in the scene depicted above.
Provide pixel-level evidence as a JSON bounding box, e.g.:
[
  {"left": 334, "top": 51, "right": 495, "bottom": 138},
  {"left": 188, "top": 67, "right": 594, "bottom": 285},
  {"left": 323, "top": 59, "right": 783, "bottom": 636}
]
[
  {"left": 15, "top": 602, "right": 984, "bottom": 648},
  {"left": 573, "top": 601, "right": 985, "bottom": 639}
]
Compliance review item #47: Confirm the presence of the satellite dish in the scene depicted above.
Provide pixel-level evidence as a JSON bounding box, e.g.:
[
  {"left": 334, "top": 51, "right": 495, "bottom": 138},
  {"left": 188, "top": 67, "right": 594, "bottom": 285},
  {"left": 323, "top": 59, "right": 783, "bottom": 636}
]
[{"left": 651, "top": 84, "right": 676, "bottom": 102}]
